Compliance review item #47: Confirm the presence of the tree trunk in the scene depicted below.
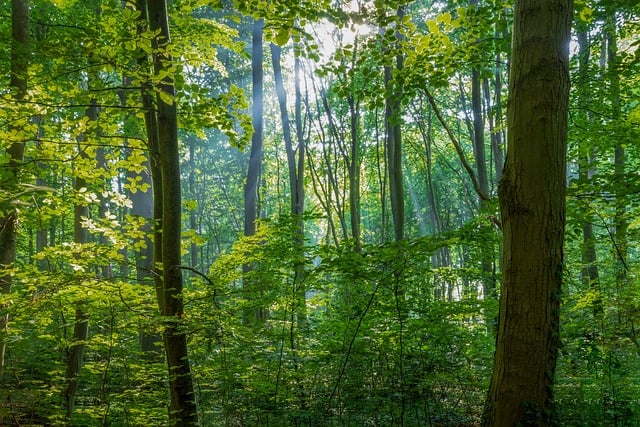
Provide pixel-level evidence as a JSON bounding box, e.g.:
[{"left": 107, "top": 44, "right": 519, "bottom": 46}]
[
  {"left": 65, "top": 96, "right": 98, "bottom": 422},
  {"left": 347, "top": 95, "right": 362, "bottom": 251},
  {"left": 575, "top": 28, "right": 602, "bottom": 317},
  {"left": 483, "top": 0, "right": 571, "bottom": 424},
  {"left": 271, "top": 43, "right": 307, "bottom": 328},
  {"left": 384, "top": 7, "right": 405, "bottom": 243},
  {"left": 468, "top": 31, "right": 495, "bottom": 302},
  {"left": 0, "top": 0, "right": 29, "bottom": 378},
  {"left": 187, "top": 136, "right": 199, "bottom": 272},
  {"left": 135, "top": 0, "right": 164, "bottom": 357},
  {"left": 243, "top": 17, "right": 265, "bottom": 324},
  {"left": 605, "top": 14, "right": 627, "bottom": 304},
  {"left": 317, "top": 84, "right": 349, "bottom": 242},
  {"left": 146, "top": 0, "right": 199, "bottom": 424},
  {"left": 483, "top": 76, "right": 504, "bottom": 183}
]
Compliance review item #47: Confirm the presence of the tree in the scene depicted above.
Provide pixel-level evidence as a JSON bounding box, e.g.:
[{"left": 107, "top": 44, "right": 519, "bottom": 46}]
[
  {"left": 63, "top": 94, "right": 98, "bottom": 422},
  {"left": 0, "top": 0, "right": 29, "bottom": 377},
  {"left": 271, "top": 42, "right": 307, "bottom": 327},
  {"left": 384, "top": 4, "right": 406, "bottom": 243},
  {"left": 483, "top": 0, "right": 571, "bottom": 424},
  {"left": 144, "top": 0, "right": 198, "bottom": 424},
  {"left": 243, "top": 17, "right": 265, "bottom": 324}
]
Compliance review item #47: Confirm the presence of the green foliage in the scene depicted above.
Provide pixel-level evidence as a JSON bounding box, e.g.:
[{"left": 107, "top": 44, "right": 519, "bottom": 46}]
[
  {"left": 182, "top": 215, "right": 496, "bottom": 425},
  {"left": 1, "top": 0, "right": 639, "bottom": 424}
]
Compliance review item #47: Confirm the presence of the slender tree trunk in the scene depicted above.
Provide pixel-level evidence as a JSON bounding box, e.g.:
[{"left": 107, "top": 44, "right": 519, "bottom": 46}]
[
  {"left": 471, "top": 72, "right": 488, "bottom": 198},
  {"left": 375, "top": 110, "right": 389, "bottom": 243},
  {"left": 483, "top": 76, "right": 504, "bottom": 183},
  {"left": 383, "top": 7, "right": 405, "bottom": 242},
  {"left": 605, "top": 14, "right": 627, "bottom": 304},
  {"left": 421, "top": 110, "right": 451, "bottom": 300},
  {"left": 0, "top": 0, "right": 29, "bottom": 377},
  {"left": 576, "top": 28, "right": 602, "bottom": 317},
  {"left": 271, "top": 44, "right": 307, "bottom": 328},
  {"left": 188, "top": 137, "right": 198, "bottom": 271},
  {"left": 128, "top": 158, "right": 160, "bottom": 354},
  {"left": 483, "top": 0, "right": 571, "bottom": 424},
  {"left": 469, "top": 47, "right": 496, "bottom": 304},
  {"left": 467, "top": 1, "right": 497, "bottom": 307},
  {"left": 135, "top": 0, "right": 164, "bottom": 352},
  {"left": 146, "top": 1, "right": 198, "bottom": 424},
  {"left": 317, "top": 85, "right": 349, "bottom": 242},
  {"left": 243, "top": 18, "right": 265, "bottom": 324},
  {"left": 64, "top": 97, "right": 98, "bottom": 422},
  {"left": 292, "top": 54, "right": 307, "bottom": 326},
  {"left": 347, "top": 92, "right": 362, "bottom": 251}
]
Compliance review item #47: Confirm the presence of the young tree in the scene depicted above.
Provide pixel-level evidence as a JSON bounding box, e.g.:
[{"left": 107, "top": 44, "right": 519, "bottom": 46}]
[
  {"left": 483, "top": 0, "right": 572, "bottom": 425},
  {"left": 384, "top": 5, "right": 406, "bottom": 243},
  {"left": 243, "top": 17, "right": 265, "bottom": 324},
  {"left": 63, "top": 97, "right": 98, "bottom": 422},
  {"left": 0, "top": 0, "right": 29, "bottom": 377},
  {"left": 271, "top": 42, "right": 307, "bottom": 325}
]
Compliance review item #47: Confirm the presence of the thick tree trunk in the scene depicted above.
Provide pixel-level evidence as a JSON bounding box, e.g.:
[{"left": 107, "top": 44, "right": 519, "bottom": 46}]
[
  {"left": 483, "top": 0, "right": 571, "bottom": 425},
  {"left": 146, "top": 1, "right": 199, "bottom": 424}
]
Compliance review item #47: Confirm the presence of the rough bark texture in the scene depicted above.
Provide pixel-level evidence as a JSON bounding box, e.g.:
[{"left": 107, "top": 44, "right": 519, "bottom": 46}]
[
  {"left": 146, "top": 0, "right": 198, "bottom": 424},
  {"left": 483, "top": 0, "right": 571, "bottom": 425}
]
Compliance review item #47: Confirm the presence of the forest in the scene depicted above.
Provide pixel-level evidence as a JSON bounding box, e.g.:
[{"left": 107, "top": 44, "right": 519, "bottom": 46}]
[{"left": 0, "top": 0, "right": 639, "bottom": 425}]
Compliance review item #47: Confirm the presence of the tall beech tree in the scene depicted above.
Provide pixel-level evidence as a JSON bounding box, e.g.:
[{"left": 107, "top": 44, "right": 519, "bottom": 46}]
[
  {"left": 384, "top": 5, "right": 406, "bottom": 243},
  {"left": 0, "top": 0, "right": 29, "bottom": 377},
  {"left": 483, "top": 0, "right": 571, "bottom": 424},
  {"left": 145, "top": 0, "right": 198, "bottom": 424},
  {"left": 243, "top": 17, "right": 265, "bottom": 324},
  {"left": 63, "top": 96, "right": 98, "bottom": 422},
  {"left": 271, "top": 42, "right": 307, "bottom": 326}
]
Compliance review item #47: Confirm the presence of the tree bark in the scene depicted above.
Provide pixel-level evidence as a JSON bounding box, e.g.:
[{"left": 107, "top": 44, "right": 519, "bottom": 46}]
[
  {"left": 0, "top": 0, "right": 29, "bottom": 377},
  {"left": 271, "top": 43, "right": 307, "bottom": 327},
  {"left": 145, "top": 0, "right": 199, "bottom": 424},
  {"left": 243, "top": 18, "right": 265, "bottom": 324},
  {"left": 384, "top": 6, "right": 405, "bottom": 243},
  {"left": 135, "top": 0, "right": 164, "bottom": 356},
  {"left": 64, "top": 93, "right": 98, "bottom": 422},
  {"left": 483, "top": 0, "right": 571, "bottom": 424},
  {"left": 467, "top": 14, "right": 495, "bottom": 302},
  {"left": 605, "top": 14, "right": 627, "bottom": 303},
  {"left": 575, "top": 28, "right": 602, "bottom": 317}
]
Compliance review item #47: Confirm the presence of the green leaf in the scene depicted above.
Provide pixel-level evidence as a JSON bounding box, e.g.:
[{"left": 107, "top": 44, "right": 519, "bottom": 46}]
[{"left": 275, "top": 28, "right": 290, "bottom": 46}]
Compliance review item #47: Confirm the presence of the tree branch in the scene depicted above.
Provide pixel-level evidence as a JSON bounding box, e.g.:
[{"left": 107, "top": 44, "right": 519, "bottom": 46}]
[{"left": 424, "top": 88, "right": 491, "bottom": 202}]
